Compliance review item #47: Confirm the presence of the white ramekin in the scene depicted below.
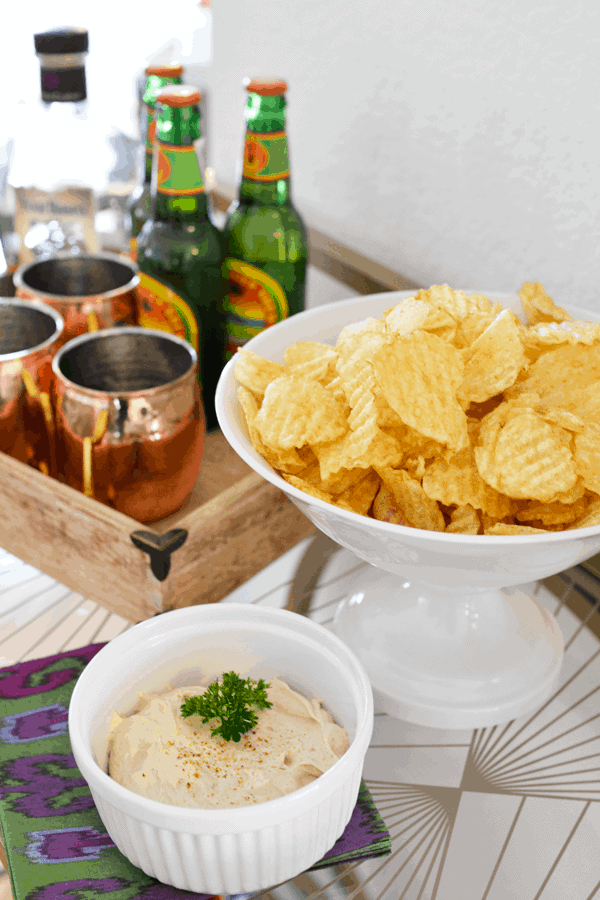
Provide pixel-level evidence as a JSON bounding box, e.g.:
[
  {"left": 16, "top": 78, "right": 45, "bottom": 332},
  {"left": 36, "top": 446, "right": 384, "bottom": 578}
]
[{"left": 68, "top": 603, "right": 374, "bottom": 895}]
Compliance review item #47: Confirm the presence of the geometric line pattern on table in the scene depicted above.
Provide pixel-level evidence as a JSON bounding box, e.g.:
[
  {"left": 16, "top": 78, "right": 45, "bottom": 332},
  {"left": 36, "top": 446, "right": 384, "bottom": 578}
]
[
  {"left": 3, "top": 535, "right": 600, "bottom": 900},
  {"left": 278, "top": 539, "right": 600, "bottom": 900}
]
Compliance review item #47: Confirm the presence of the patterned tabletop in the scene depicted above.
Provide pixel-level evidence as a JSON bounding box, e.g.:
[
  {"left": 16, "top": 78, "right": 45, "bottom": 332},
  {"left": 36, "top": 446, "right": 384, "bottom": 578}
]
[{"left": 2, "top": 535, "right": 600, "bottom": 900}]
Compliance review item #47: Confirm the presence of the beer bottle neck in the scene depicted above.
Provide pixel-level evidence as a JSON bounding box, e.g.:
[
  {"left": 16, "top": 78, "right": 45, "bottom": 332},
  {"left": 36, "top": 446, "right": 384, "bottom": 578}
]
[
  {"left": 152, "top": 104, "right": 208, "bottom": 221},
  {"left": 142, "top": 74, "right": 182, "bottom": 185},
  {"left": 142, "top": 73, "right": 182, "bottom": 107},
  {"left": 239, "top": 93, "right": 292, "bottom": 206}
]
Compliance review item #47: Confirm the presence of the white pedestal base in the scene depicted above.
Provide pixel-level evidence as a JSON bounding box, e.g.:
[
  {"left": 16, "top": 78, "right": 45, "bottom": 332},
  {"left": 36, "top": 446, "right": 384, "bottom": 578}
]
[{"left": 332, "top": 567, "right": 564, "bottom": 730}]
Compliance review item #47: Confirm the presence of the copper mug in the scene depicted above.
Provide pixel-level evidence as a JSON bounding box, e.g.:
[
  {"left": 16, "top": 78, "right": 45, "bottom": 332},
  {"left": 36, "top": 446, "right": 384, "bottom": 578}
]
[
  {"left": 52, "top": 328, "right": 205, "bottom": 522},
  {"left": 0, "top": 298, "right": 64, "bottom": 475},
  {"left": 14, "top": 251, "right": 138, "bottom": 346}
]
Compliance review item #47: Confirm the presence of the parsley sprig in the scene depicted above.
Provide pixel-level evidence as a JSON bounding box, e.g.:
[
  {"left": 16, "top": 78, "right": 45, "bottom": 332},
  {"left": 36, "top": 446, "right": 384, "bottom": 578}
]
[{"left": 180, "top": 671, "right": 272, "bottom": 742}]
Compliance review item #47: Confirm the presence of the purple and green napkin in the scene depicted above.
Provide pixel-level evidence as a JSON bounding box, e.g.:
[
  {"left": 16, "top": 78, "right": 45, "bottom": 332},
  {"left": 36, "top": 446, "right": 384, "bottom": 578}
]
[{"left": 0, "top": 644, "right": 390, "bottom": 900}]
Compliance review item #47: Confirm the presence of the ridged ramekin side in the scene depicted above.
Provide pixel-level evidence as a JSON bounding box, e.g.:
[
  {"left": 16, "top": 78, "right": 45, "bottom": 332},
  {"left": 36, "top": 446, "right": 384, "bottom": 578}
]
[{"left": 91, "top": 765, "right": 363, "bottom": 894}]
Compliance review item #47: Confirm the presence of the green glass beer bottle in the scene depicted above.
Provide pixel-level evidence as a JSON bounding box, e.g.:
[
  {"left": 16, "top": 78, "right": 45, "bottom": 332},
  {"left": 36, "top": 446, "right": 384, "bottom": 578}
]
[
  {"left": 222, "top": 79, "right": 308, "bottom": 360},
  {"left": 127, "top": 62, "right": 183, "bottom": 260},
  {"left": 136, "top": 85, "right": 225, "bottom": 430}
]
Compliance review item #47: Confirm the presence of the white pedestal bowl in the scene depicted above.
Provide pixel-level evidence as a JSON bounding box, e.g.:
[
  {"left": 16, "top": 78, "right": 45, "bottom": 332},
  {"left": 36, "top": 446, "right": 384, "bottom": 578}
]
[{"left": 215, "top": 291, "right": 600, "bottom": 730}]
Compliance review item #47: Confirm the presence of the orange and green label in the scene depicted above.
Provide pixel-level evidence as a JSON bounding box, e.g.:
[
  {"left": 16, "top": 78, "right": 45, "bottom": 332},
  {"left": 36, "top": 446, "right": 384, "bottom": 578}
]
[
  {"left": 156, "top": 145, "right": 204, "bottom": 196},
  {"left": 223, "top": 258, "right": 288, "bottom": 359},
  {"left": 137, "top": 272, "right": 200, "bottom": 357},
  {"left": 145, "top": 105, "right": 156, "bottom": 155},
  {"left": 242, "top": 131, "right": 289, "bottom": 182}
]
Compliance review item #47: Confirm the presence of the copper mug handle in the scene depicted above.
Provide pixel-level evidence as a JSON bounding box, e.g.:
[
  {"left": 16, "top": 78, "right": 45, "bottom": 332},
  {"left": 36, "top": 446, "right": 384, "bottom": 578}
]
[
  {"left": 21, "top": 368, "right": 55, "bottom": 477},
  {"left": 82, "top": 408, "right": 109, "bottom": 498}
]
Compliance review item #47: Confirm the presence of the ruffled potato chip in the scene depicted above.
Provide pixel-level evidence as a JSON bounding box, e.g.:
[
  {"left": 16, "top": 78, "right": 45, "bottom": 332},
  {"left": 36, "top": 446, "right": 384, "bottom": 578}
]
[
  {"left": 460, "top": 309, "right": 527, "bottom": 405},
  {"left": 385, "top": 297, "right": 457, "bottom": 342},
  {"left": 372, "top": 484, "right": 407, "bottom": 525},
  {"left": 518, "top": 281, "right": 573, "bottom": 326},
  {"left": 475, "top": 408, "right": 577, "bottom": 502},
  {"left": 538, "top": 406, "right": 586, "bottom": 434},
  {"left": 481, "top": 512, "right": 513, "bottom": 531},
  {"left": 384, "top": 298, "right": 430, "bottom": 335},
  {"left": 235, "top": 348, "right": 286, "bottom": 397},
  {"left": 256, "top": 375, "right": 347, "bottom": 450},
  {"left": 416, "top": 285, "right": 501, "bottom": 319},
  {"left": 422, "top": 445, "right": 516, "bottom": 519},
  {"left": 446, "top": 505, "right": 481, "bottom": 534},
  {"left": 373, "top": 331, "right": 469, "bottom": 452},
  {"left": 504, "top": 344, "right": 600, "bottom": 413},
  {"left": 452, "top": 312, "right": 498, "bottom": 351},
  {"left": 515, "top": 497, "right": 588, "bottom": 526},
  {"left": 574, "top": 424, "right": 600, "bottom": 494},
  {"left": 568, "top": 498, "right": 600, "bottom": 529},
  {"left": 418, "top": 306, "right": 458, "bottom": 343},
  {"left": 568, "top": 382, "right": 600, "bottom": 426},
  {"left": 336, "top": 333, "right": 403, "bottom": 428},
  {"left": 298, "top": 460, "right": 372, "bottom": 496},
  {"left": 314, "top": 428, "right": 403, "bottom": 481},
  {"left": 391, "top": 425, "right": 445, "bottom": 459},
  {"left": 552, "top": 478, "right": 587, "bottom": 505},
  {"left": 337, "top": 358, "right": 379, "bottom": 436},
  {"left": 285, "top": 342, "right": 338, "bottom": 382},
  {"left": 521, "top": 319, "right": 600, "bottom": 351},
  {"left": 335, "top": 318, "right": 385, "bottom": 358},
  {"left": 237, "top": 386, "right": 307, "bottom": 474},
  {"left": 336, "top": 469, "right": 381, "bottom": 516},
  {"left": 376, "top": 466, "right": 446, "bottom": 531},
  {"left": 322, "top": 373, "right": 351, "bottom": 419},
  {"left": 486, "top": 523, "right": 549, "bottom": 535},
  {"left": 282, "top": 474, "right": 333, "bottom": 504},
  {"left": 283, "top": 341, "right": 333, "bottom": 367},
  {"left": 413, "top": 286, "right": 501, "bottom": 351}
]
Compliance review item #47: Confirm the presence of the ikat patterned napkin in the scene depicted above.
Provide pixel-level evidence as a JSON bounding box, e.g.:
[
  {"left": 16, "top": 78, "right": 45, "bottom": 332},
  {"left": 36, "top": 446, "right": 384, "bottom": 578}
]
[{"left": 0, "top": 644, "right": 390, "bottom": 900}]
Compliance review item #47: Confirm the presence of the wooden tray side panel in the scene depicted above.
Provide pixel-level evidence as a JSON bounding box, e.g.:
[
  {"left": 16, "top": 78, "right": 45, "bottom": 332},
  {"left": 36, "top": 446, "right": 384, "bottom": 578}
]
[
  {"left": 165, "top": 473, "right": 316, "bottom": 610},
  {"left": 0, "top": 453, "right": 161, "bottom": 622}
]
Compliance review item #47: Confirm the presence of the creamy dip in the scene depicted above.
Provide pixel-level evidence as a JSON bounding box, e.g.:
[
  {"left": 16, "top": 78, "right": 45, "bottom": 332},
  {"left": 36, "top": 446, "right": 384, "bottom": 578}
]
[{"left": 108, "top": 677, "right": 349, "bottom": 808}]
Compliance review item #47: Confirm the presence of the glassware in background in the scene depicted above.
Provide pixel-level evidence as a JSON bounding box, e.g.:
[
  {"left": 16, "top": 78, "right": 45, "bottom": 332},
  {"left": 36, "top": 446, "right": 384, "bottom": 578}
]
[
  {"left": 13, "top": 252, "right": 138, "bottom": 346},
  {"left": 136, "top": 85, "right": 225, "bottom": 431},
  {"left": 127, "top": 62, "right": 183, "bottom": 261},
  {"left": 0, "top": 298, "right": 63, "bottom": 476},
  {"left": 222, "top": 79, "right": 308, "bottom": 361},
  {"left": 8, "top": 28, "right": 116, "bottom": 264},
  {"left": 52, "top": 328, "right": 205, "bottom": 522}
]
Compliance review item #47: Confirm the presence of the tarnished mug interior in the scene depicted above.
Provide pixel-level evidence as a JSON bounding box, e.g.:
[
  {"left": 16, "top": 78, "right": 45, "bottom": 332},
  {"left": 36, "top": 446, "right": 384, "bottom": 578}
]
[
  {"left": 20, "top": 256, "right": 135, "bottom": 297},
  {"left": 55, "top": 331, "right": 196, "bottom": 394},
  {"left": 0, "top": 302, "right": 61, "bottom": 356}
]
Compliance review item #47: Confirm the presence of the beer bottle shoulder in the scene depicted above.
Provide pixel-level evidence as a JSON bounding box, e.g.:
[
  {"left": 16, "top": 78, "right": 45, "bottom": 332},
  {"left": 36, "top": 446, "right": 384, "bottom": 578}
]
[
  {"left": 223, "top": 201, "right": 308, "bottom": 264},
  {"left": 137, "top": 219, "right": 224, "bottom": 274}
]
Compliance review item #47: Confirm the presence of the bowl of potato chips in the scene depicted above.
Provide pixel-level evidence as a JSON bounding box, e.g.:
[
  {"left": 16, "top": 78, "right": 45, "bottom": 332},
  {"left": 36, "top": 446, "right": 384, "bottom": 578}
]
[{"left": 216, "top": 284, "right": 600, "bottom": 730}]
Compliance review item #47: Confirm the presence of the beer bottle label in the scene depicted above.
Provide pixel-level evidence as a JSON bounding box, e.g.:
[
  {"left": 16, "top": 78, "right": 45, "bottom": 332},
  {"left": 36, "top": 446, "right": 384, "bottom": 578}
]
[
  {"left": 137, "top": 273, "right": 200, "bottom": 355},
  {"left": 242, "top": 131, "right": 289, "bottom": 182},
  {"left": 223, "top": 258, "right": 289, "bottom": 359},
  {"left": 156, "top": 146, "right": 205, "bottom": 196}
]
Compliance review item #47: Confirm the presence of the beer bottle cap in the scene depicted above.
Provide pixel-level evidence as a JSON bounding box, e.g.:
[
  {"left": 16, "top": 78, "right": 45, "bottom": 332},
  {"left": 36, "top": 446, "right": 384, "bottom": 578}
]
[
  {"left": 156, "top": 85, "right": 202, "bottom": 107},
  {"left": 146, "top": 62, "right": 183, "bottom": 77},
  {"left": 244, "top": 78, "right": 288, "bottom": 96},
  {"left": 34, "top": 27, "right": 89, "bottom": 54}
]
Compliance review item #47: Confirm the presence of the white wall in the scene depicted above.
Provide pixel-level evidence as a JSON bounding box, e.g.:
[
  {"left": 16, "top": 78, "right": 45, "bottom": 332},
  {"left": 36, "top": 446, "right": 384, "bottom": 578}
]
[{"left": 199, "top": 0, "right": 600, "bottom": 312}]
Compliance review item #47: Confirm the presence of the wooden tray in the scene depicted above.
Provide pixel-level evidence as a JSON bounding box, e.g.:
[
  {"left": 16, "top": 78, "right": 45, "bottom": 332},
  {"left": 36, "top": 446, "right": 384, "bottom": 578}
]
[
  {"left": 0, "top": 187, "right": 427, "bottom": 630},
  {"left": 0, "top": 430, "right": 315, "bottom": 623}
]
